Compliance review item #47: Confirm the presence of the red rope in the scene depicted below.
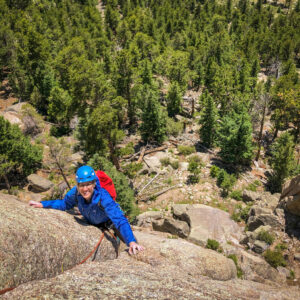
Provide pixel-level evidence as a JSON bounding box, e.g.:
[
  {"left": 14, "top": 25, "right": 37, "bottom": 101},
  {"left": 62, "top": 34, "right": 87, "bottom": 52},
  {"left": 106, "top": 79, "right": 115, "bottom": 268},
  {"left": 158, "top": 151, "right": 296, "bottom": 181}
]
[{"left": 0, "top": 287, "right": 15, "bottom": 295}]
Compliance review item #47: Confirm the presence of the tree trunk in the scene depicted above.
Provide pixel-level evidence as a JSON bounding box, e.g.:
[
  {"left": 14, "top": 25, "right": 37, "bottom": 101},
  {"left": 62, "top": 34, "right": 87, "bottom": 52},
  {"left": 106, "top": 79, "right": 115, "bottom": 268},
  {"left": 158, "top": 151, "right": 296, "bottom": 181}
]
[
  {"left": 3, "top": 174, "right": 11, "bottom": 194},
  {"left": 108, "top": 141, "right": 121, "bottom": 171}
]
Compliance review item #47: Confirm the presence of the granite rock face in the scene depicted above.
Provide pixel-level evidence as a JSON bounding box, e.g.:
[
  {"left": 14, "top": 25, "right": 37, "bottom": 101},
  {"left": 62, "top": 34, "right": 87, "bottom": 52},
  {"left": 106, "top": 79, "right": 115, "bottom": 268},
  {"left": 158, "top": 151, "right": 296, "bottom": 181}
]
[
  {"left": 0, "top": 193, "right": 118, "bottom": 291},
  {"left": 27, "top": 174, "right": 54, "bottom": 192},
  {"left": 2, "top": 241, "right": 299, "bottom": 300},
  {"left": 172, "top": 204, "right": 243, "bottom": 247}
]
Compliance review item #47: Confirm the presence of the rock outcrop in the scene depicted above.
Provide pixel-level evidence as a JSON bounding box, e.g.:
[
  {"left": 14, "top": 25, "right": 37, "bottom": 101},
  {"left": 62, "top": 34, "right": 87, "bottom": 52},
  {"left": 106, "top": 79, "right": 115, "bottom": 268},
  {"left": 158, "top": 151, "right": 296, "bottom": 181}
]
[
  {"left": 1, "top": 193, "right": 299, "bottom": 299},
  {"left": 0, "top": 193, "right": 118, "bottom": 291},
  {"left": 279, "top": 174, "right": 300, "bottom": 216},
  {"left": 172, "top": 204, "right": 243, "bottom": 247},
  {"left": 27, "top": 174, "right": 54, "bottom": 192}
]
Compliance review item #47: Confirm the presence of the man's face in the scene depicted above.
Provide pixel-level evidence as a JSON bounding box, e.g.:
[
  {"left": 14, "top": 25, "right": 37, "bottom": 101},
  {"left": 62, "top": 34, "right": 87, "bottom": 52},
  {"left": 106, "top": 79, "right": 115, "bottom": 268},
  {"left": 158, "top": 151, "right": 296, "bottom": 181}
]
[{"left": 77, "top": 181, "right": 96, "bottom": 201}]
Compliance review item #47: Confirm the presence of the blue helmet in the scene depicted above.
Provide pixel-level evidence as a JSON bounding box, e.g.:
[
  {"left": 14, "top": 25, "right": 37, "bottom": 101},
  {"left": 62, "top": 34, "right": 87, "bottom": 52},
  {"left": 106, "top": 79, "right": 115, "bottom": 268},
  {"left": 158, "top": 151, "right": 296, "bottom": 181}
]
[{"left": 76, "top": 165, "right": 96, "bottom": 184}]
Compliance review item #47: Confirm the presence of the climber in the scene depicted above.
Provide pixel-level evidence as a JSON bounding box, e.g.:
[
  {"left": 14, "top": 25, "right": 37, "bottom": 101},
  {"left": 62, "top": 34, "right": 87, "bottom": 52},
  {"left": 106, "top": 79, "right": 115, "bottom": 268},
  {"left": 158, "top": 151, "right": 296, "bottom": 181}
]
[{"left": 29, "top": 165, "right": 144, "bottom": 255}]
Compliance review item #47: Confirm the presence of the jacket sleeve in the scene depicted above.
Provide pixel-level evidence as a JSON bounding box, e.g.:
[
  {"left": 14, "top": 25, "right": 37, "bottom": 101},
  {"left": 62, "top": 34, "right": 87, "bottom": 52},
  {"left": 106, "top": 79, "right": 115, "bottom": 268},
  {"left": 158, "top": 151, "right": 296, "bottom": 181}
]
[
  {"left": 41, "top": 187, "right": 77, "bottom": 211},
  {"left": 100, "top": 189, "right": 136, "bottom": 246}
]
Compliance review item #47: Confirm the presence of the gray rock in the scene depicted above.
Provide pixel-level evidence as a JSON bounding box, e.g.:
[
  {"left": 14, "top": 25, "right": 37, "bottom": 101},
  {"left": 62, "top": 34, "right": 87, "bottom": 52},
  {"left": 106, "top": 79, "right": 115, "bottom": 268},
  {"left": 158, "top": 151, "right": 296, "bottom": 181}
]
[
  {"left": 152, "top": 217, "right": 190, "bottom": 238},
  {"left": 253, "top": 225, "right": 272, "bottom": 239},
  {"left": 4, "top": 102, "right": 27, "bottom": 113},
  {"left": 136, "top": 211, "right": 164, "bottom": 228},
  {"left": 239, "top": 250, "right": 286, "bottom": 284},
  {"left": 252, "top": 240, "right": 269, "bottom": 254},
  {"left": 0, "top": 192, "right": 119, "bottom": 290},
  {"left": 172, "top": 204, "right": 243, "bottom": 247},
  {"left": 281, "top": 174, "right": 300, "bottom": 199},
  {"left": 277, "top": 266, "right": 291, "bottom": 278},
  {"left": 242, "top": 190, "right": 261, "bottom": 202},
  {"left": 179, "top": 161, "right": 189, "bottom": 171},
  {"left": 294, "top": 253, "right": 300, "bottom": 262},
  {"left": 27, "top": 174, "right": 54, "bottom": 192},
  {"left": 247, "top": 214, "right": 282, "bottom": 231},
  {"left": 249, "top": 205, "right": 273, "bottom": 217}
]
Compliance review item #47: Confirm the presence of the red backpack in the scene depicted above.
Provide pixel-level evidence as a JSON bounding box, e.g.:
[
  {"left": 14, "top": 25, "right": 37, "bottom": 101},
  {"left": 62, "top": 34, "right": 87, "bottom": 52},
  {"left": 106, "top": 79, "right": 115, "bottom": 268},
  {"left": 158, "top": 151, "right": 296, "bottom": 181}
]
[{"left": 95, "top": 170, "right": 117, "bottom": 201}]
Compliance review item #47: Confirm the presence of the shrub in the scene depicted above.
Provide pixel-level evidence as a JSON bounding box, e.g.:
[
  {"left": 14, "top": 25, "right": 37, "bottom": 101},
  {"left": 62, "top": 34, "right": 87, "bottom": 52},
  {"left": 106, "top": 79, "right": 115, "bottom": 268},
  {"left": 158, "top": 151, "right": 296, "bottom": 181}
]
[
  {"left": 188, "top": 155, "right": 202, "bottom": 184},
  {"left": 275, "top": 243, "right": 288, "bottom": 251},
  {"left": 257, "top": 230, "right": 275, "bottom": 245},
  {"left": 206, "top": 239, "right": 220, "bottom": 251},
  {"left": 210, "top": 165, "right": 220, "bottom": 178},
  {"left": 122, "top": 162, "right": 143, "bottom": 179},
  {"left": 263, "top": 249, "right": 287, "bottom": 268},
  {"left": 246, "top": 180, "right": 261, "bottom": 192},
  {"left": 177, "top": 145, "right": 196, "bottom": 156},
  {"left": 230, "top": 190, "right": 243, "bottom": 201},
  {"left": 118, "top": 142, "right": 134, "bottom": 157},
  {"left": 166, "top": 117, "right": 183, "bottom": 137},
  {"left": 160, "top": 157, "right": 171, "bottom": 167},
  {"left": 231, "top": 204, "right": 251, "bottom": 223},
  {"left": 227, "top": 254, "right": 243, "bottom": 278},
  {"left": 170, "top": 160, "right": 179, "bottom": 169},
  {"left": 217, "top": 169, "right": 236, "bottom": 196}
]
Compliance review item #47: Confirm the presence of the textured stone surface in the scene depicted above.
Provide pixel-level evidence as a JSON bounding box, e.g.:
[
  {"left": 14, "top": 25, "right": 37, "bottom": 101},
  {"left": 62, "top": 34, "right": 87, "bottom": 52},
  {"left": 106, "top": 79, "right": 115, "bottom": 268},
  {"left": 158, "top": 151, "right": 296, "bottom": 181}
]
[
  {"left": 281, "top": 174, "right": 300, "bottom": 199},
  {"left": 0, "top": 193, "right": 118, "bottom": 290},
  {"left": 136, "top": 211, "right": 164, "bottom": 228},
  {"left": 152, "top": 216, "right": 190, "bottom": 238},
  {"left": 27, "top": 174, "right": 54, "bottom": 192},
  {"left": 239, "top": 250, "right": 285, "bottom": 284},
  {"left": 2, "top": 246, "right": 298, "bottom": 300},
  {"left": 252, "top": 240, "right": 269, "bottom": 254},
  {"left": 247, "top": 214, "right": 282, "bottom": 231},
  {"left": 243, "top": 190, "right": 261, "bottom": 202},
  {"left": 1, "top": 194, "right": 299, "bottom": 299},
  {"left": 172, "top": 204, "right": 243, "bottom": 246}
]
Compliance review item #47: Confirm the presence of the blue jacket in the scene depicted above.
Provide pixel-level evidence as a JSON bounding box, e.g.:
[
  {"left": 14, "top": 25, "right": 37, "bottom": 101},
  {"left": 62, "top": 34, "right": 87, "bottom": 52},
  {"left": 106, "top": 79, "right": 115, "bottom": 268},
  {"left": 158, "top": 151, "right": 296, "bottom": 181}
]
[{"left": 41, "top": 177, "right": 136, "bottom": 246}]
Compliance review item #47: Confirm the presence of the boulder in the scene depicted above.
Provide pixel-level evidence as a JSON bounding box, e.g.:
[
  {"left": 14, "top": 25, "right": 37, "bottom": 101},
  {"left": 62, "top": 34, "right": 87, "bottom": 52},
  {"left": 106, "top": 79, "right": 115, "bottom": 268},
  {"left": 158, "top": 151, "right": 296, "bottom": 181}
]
[
  {"left": 247, "top": 214, "right": 282, "bottom": 231},
  {"left": 143, "top": 151, "right": 169, "bottom": 169},
  {"left": 242, "top": 190, "right": 261, "bottom": 202},
  {"left": 282, "top": 194, "right": 300, "bottom": 217},
  {"left": 0, "top": 193, "right": 119, "bottom": 291},
  {"left": 179, "top": 161, "right": 189, "bottom": 171},
  {"left": 27, "top": 174, "right": 54, "bottom": 192},
  {"left": 239, "top": 250, "right": 286, "bottom": 284},
  {"left": 4, "top": 102, "right": 27, "bottom": 113},
  {"left": 152, "top": 217, "right": 190, "bottom": 238},
  {"left": 281, "top": 174, "right": 300, "bottom": 199},
  {"left": 252, "top": 240, "right": 269, "bottom": 254},
  {"left": 136, "top": 211, "right": 164, "bottom": 228},
  {"left": 3, "top": 232, "right": 299, "bottom": 299},
  {"left": 172, "top": 204, "right": 243, "bottom": 247}
]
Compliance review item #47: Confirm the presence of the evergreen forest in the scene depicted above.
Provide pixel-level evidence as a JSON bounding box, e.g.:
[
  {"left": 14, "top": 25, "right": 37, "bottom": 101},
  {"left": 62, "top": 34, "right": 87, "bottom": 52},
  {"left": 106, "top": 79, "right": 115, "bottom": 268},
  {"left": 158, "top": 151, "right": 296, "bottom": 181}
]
[{"left": 0, "top": 0, "right": 300, "bottom": 200}]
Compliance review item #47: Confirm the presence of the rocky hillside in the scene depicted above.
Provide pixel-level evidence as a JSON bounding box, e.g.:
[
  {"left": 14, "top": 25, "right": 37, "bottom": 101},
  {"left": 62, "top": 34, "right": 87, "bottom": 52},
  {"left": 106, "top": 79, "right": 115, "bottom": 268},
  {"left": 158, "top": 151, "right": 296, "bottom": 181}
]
[{"left": 1, "top": 193, "right": 299, "bottom": 299}]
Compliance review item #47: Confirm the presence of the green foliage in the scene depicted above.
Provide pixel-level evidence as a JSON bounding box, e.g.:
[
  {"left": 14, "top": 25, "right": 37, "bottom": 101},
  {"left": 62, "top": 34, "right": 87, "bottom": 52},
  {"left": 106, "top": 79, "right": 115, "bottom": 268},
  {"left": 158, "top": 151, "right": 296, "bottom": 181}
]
[
  {"left": 117, "top": 142, "right": 135, "bottom": 157},
  {"left": 268, "top": 132, "right": 296, "bottom": 193},
  {"left": 216, "top": 169, "right": 236, "bottom": 196},
  {"left": 177, "top": 145, "right": 196, "bottom": 156},
  {"left": 188, "top": 155, "right": 203, "bottom": 184},
  {"left": 170, "top": 160, "right": 179, "bottom": 170},
  {"left": 210, "top": 165, "right": 220, "bottom": 178},
  {"left": 275, "top": 243, "right": 288, "bottom": 251},
  {"left": 229, "top": 190, "right": 243, "bottom": 201},
  {"left": 257, "top": 230, "right": 275, "bottom": 245},
  {"left": 0, "top": 116, "right": 42, "bottom": 187},
  {"left": 166, "top": 117, "right": 184, "bottom": 137},
  {"left": 245, "top": 180, "right": 261, "bottom": 192},
  {"left": 160, "top": 157, "right": 171, "bottom": 167},
  {"left": 88, "top": 154, "right": 139, "bottom": 220},
  {"left": 263, "top": 249, "right": 287, "bottom": 268},
  {"left": 140, "top": 88, "right": 166, "bottom": 144},
  {"left": 231, "top": 203, "right": 251, "bottom": 222},
  {"left": 167, "top": 81, "right": 182, "bottom": 117},
  {"left": 206, "top": 239, "right": 222, "bottom": 252},
  {"left": 219, "top": 109, "right": 253, "bottom": 166},
  {"left": 199, "top": 91, "right": 218, "bottom": 148},
  {"left": 122, "top": 162, "right": 143, "bottom": 179},
  {"left": 227, "top": 254, "right": 243, "bottom": 278}
]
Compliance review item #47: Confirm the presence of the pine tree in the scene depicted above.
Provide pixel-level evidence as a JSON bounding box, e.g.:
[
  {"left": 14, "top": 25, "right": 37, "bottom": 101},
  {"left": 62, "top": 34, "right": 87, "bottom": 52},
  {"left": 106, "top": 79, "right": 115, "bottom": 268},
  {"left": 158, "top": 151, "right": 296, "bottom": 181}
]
[
  {"left": 140, "top": 88, "right": 166, "bottom": 144},
  {"left": 0, "top": 116, "right": 42, "bottom": 191},
  {"left": 199, "top": 91, "right": 218, "bottom": 148},
  {"left": 268, "top": 132, "right": 296, "bottom": 192},
  {"left": 167, "top": 81, "right": 182, "bottom": 117},
  {"left": 219, "top": 109, "right": 253, "bottom": 166}
]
